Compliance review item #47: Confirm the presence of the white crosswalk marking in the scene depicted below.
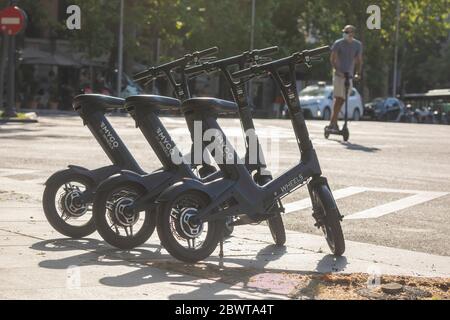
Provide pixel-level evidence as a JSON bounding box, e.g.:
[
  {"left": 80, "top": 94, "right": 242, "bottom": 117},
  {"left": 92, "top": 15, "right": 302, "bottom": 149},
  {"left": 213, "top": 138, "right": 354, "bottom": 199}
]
[
  {"left": 344, "top": 190, "right": 448, "bottom": 220},
  {"left": 283, "top": 186, "right": 448, "bottom": 220},
  {"left": 284, "top": 186, "right": 366, "bottom": 214}
]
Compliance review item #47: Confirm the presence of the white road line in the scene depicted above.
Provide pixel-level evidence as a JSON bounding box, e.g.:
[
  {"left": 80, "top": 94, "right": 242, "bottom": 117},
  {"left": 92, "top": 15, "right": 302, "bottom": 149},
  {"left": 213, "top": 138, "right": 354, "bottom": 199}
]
[
  {"left": 0, "top": 168, "right": 39, "bottom": 177},
  {"left": 283, "top": 186, "right": 448, "bottom": 220},
  {"left": 284, "top": 186, "right": 366, "bottom": 214},
  {"left": 344, "top": 191, "right": 448, "bottom": 220}
]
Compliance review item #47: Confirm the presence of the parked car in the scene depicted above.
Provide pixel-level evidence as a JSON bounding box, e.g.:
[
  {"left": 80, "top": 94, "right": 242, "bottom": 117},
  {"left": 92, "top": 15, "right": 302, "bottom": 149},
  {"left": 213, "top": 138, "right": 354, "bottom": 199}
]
[
  {"left": 412, "top": 106, "right": 435, "bottom": 124},
  {"left": 364, "top": 97, "right": 407, "bottom": 122},
  {"left": 293, "top": 82, "right": 363, "bottom": 120}
]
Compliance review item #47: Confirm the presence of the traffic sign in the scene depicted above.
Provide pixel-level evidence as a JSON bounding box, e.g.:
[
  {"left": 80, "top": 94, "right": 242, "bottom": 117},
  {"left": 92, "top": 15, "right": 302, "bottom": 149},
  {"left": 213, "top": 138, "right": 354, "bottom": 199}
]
[{"left": 0, "top": 6, "right": 26, "bottom": 36}]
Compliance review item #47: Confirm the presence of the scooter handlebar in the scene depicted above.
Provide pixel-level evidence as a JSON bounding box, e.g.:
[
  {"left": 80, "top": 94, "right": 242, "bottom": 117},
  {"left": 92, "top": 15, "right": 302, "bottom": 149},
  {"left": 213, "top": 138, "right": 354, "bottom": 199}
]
[
  {"left": 186, "top": 46, "right": 279, "bottom": 77},
  {"left": 231, "top": 66, "right": 257, "bottom": 79},
  {"left": 303, "top": 45, "right": 330, "bottom": 57},
  {"left": 254, "top": 46, "right": 278, "bottom": 57},
  {"left": 133, "top": 47, "right": 219, "bottom": 82},
  {"left": 232, "top": 45, "right": 330, "bottom": 79},
  {"left": 193, "top": 47, "right": 219, "bottom": 59}
]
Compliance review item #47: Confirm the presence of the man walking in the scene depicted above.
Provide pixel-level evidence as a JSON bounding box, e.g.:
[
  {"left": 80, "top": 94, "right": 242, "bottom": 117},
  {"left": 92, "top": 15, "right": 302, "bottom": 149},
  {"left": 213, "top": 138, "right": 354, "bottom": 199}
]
[{"left": 328, "top": 25, "right": 363, "bottom": 130}]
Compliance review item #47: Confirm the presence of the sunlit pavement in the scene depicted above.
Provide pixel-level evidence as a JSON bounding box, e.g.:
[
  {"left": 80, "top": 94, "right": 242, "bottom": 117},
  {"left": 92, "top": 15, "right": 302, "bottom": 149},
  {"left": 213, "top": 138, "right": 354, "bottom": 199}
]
[{"left": 0, "top": 115, "right": 449, "bottom": 299}]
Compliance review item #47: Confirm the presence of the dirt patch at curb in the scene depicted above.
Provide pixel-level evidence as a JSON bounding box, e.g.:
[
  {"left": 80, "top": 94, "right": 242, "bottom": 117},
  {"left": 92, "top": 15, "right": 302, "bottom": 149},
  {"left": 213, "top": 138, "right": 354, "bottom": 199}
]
[{"left": 147, "top": 261, "right": 449, "bottom": 300}]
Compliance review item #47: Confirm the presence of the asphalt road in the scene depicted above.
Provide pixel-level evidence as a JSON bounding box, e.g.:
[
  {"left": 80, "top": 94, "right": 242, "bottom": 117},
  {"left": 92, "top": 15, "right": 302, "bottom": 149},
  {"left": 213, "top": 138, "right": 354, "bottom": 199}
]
[{"left": 1, "top": 115, "right": 449, "bottom": 256}]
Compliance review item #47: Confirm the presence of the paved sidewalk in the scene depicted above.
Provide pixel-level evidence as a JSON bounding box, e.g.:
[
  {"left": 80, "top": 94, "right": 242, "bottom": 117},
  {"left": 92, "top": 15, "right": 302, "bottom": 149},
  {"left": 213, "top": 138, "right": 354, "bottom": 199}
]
[
  {"left": 1, "top": 117, "right": 449, "bottom": 299},
  {"left": 0, "top": 200, "right": 448, "bottom": 299}
]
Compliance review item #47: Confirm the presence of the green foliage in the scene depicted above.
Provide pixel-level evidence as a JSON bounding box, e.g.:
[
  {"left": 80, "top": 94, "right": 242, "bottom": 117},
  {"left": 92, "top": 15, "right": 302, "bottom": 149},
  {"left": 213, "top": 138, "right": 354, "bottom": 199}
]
[{"left": 7, "top": 0, "right": 450, "bottom": 98}]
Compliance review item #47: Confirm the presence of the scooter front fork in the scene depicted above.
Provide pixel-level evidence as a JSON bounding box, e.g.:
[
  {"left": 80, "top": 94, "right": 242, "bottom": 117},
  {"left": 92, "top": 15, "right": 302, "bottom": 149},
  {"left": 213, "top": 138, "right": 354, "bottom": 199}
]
[{"left": 307, "top": 176, "right": 344, "bottom": 227}]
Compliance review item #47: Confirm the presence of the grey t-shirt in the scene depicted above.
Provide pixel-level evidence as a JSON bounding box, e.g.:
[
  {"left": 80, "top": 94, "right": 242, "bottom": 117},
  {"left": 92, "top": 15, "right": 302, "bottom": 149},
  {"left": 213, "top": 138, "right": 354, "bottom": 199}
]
[{"left": 331, "top": 38, "right": 362, "bottom": 75}]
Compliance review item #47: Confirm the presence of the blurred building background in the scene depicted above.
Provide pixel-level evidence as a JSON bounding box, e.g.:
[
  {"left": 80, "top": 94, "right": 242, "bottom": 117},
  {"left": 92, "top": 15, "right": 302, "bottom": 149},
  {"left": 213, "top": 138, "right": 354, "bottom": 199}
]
[{"left": 0, "top": 0, "right": 449, "bottom": 117}]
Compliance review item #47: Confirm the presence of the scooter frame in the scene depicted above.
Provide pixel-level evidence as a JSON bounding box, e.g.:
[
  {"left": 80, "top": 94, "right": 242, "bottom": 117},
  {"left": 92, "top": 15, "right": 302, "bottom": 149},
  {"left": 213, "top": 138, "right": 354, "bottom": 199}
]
[
  {"left": 94, "top": 48, "right": 224, "bottom": 213},
  {"left": 44, "top": 96, "right": 145, "bottom": 209},
  {"left": 157, "top": 47, "right": 335, "bottom": 224},
  {"left": 184, "top": 46, "right": 284, "bottom": 226}
]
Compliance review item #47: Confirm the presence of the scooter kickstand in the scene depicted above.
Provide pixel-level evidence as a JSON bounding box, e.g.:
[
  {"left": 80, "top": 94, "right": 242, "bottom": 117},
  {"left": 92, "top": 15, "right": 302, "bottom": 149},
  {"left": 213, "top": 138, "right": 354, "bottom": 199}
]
[
  {"left": 219, "top": 239, "right": 224, "bottom": 259},
  {"left": 219, "top": 225, "right": 225, "bottom": 259}
]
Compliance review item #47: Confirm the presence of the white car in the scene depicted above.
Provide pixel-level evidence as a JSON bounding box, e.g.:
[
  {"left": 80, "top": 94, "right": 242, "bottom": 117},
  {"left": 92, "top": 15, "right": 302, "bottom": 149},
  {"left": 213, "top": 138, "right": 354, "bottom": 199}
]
[{"left": 296, "top": 83, "right": 363, "bottom": 120}]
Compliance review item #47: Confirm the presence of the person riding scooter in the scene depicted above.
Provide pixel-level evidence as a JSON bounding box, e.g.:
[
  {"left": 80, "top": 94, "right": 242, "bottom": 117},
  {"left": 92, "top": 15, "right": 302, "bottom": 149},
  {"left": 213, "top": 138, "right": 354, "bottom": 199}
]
[{"left": 327, "top": 25, "right": 363, "bottom": 131}]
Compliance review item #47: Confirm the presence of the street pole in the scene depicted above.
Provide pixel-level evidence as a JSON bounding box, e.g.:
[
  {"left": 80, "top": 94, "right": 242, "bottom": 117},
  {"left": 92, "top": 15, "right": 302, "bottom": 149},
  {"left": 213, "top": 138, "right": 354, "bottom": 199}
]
[
  {"left": 152, "top": 37, "right": 160, "bottom": 93},
  {"left": 250, "top": 0, "right": 255, "bottom": 51},
  {"left": 116, "top": 0, "right": 124, "bottom": 98},
  {"left": 4, "top": 0, "right": 18, "bottom": 117},
  {"left": 0, "top": 34, "right": 9, "bottom": 111},
  {"left": 248, "top": 0, "right": 256, "bottom": 106},
  {"left": 392, "top": 0, "right": 400, "bottom": 97},
  {"left": 5, "top": 32, "right": 16, "bottom": 117}
]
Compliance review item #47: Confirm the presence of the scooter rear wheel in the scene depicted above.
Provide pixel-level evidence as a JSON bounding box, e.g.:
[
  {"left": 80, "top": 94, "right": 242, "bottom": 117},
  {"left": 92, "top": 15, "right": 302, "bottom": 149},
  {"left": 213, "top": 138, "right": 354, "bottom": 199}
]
[
  {"left": 311, "top": 184, "right": 345, "bottom": 256},
  {"left": 157, "top": 191, "right": 224, "bottom": 263},
  {"left": 324, "top": 127, "right": 330, "bottom": 139},
  {"left": 43, "top": 169, "right": 96, "bottom": 238},
  {"left": 93, "top": 182, "right": 156, "bottom": 250},
  {"left": 268, "top": 213, "right": 286, "bottom": 246}
]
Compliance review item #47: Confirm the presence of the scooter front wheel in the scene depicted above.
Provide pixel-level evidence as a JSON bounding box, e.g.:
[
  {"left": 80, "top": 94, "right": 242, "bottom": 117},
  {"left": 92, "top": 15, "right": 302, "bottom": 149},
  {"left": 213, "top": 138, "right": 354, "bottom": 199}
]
[
  {"left": 43, "top": 169, "right": 96, "bottom": 238},
  {"left": 268, "top": 213, "right": 286, "bottom": 246},
  {"left": 93, "top": 182, "right": 156, "bottom": 250},
  {"left": 157, "top": 191, "right": 224, "bottom": 263},
  {"left": 311, "top": 184, "right": 345, "bottom": 256}
]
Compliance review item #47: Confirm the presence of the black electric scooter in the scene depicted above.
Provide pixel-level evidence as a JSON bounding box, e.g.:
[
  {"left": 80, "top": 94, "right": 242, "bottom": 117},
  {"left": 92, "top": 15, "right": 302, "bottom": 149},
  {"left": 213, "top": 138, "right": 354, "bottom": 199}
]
[
  {"left": 43, "top": 48, "right": 218, "bottom": 240},
  {"left": 91, "top": 48, "right": 224, "bottom": 249},
  {"left": 43, "top": 94, "right": 147, "bottom": 238},
  {"left": 155, "top": 46, "right": 345, "bottom": 263},
  {"left": 324, "top": 72, "right": 352, "bottom": 141},
  {"left": 184, "top": 46, "right": 285, "bottom": 244},
  {"left": 92, "top": 47, "right": 286, "bottom": 249}
]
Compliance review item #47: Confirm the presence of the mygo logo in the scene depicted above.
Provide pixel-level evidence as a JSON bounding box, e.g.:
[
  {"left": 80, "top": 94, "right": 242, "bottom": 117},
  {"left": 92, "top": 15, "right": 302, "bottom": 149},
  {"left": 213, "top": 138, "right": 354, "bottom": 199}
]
[{"left": 100, "top": 121, "right": 119, "bottom": 150}]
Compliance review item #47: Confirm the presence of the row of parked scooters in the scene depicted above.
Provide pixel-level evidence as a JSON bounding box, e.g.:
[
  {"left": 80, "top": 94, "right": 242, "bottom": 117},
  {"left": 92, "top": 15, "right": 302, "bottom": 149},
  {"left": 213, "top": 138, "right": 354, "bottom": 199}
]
[{"left": 43, "top": 46, "right": 345, "bottom": 263}]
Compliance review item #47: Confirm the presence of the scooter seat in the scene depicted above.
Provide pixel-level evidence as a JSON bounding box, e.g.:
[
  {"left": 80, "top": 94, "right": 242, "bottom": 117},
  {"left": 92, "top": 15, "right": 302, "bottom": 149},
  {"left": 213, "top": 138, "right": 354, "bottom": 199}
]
[
  {"left": 181, "top": 98, "right": 238, "bottom": 115},
  {"left": 125, "top": 95, "right": 181, "bottom": 111},
  {"left": 73, "top": 94, "right": 125, "bottom": 111}
]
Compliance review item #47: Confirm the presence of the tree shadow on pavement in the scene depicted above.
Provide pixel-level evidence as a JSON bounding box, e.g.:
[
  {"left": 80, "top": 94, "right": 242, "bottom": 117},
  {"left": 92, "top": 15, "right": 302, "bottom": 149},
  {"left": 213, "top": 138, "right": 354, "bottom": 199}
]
[{"left": 31, "top": 238, "right": 349, "bottom": 299}]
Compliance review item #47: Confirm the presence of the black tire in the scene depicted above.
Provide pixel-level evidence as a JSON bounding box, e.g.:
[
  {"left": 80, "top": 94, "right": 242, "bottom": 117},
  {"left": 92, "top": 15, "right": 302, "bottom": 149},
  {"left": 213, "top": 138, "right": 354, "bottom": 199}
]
[
  {"left": 93, "top": 182, "right": 156, "bottom": 250},
  {"left": 353, "top": 108, "right": 361, "bottom": 121},
  {"left": 43, "top": 170, "right": 96, "bottom": 238},
  {"left": 342, "top": 128, "right": 350, "bottom": 142},
  {"left": 323, "top": 107, "right": 331, "bottom": 121},
  {"left": 157, "top": 191, "right": 224, "bottom": 263},
  {"left": 324, "top": 126, "right": 330, "bottom": 139},
  {"left": 311, "top": 184, "right": 345, "bottom": 256},
  {"left": 268, "top": 213, "right": 286, "bottom": 246}
]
